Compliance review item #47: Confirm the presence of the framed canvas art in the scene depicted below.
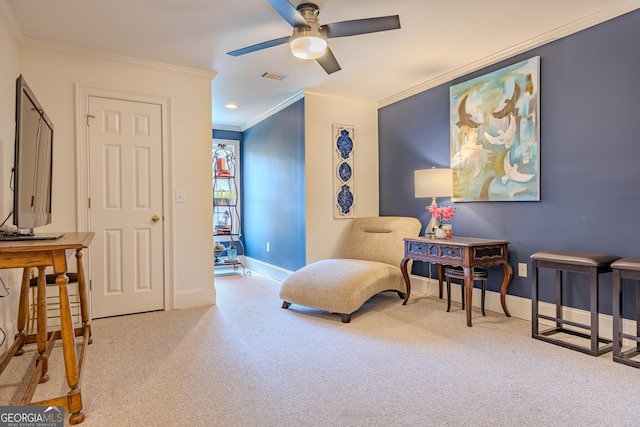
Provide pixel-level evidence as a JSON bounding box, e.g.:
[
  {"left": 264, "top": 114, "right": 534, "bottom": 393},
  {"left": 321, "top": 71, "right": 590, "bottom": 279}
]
[{"left": 450, "top": 56, "right": 540, "bottom": 201}]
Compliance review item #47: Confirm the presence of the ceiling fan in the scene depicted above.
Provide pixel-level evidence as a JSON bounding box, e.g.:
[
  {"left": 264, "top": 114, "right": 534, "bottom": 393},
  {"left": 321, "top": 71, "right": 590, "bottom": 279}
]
[{"left": 227, "top": 0, "right": 401, "bottom": 74}]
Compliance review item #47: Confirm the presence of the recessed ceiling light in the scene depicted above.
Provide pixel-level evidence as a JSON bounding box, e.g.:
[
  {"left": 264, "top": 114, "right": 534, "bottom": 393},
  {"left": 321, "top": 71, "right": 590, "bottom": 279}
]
[{"left": 224, "top": 103, "right": 239, "bottom": 109}]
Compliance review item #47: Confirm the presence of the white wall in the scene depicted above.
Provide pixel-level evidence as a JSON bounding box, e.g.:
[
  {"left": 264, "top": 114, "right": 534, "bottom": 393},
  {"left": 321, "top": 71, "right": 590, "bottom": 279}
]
[
  {"left": 17, "top": 44, "right": 216, "bottom": 310},
  {"left": 0, "top": 3, "right": 21, "bottom": 354},
  {"left": 304, "top": 91, "right": 379, "bottom": 263},
  {"left": 0, "top": 1, "right": 215, "bottom": 354}
]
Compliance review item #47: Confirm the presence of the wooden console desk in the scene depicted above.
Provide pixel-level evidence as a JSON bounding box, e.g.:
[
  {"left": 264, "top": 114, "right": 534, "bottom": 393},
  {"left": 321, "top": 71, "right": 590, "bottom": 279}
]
[
  {"left": 0, "top": 232, "right": 94, "bottom": 424},
  {"left": 401, "top": 236, "right": 513, "bottom": 327}
]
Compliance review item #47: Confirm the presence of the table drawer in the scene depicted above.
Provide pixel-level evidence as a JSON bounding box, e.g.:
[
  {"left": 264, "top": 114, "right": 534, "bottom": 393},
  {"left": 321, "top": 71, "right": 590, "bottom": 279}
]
[
  {"left": 440, "top": 246, "right": 463, "bottom": 260},
  {"left": 406, "top": 241, "right": 463, "bottom": 261},
  {"left": 407, "top": 241, "right": 428, "bottom": 256}
]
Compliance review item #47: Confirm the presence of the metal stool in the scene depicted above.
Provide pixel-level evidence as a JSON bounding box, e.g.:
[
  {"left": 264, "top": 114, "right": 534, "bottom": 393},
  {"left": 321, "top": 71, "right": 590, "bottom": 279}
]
[
  {"left": 612, "top": 257, "right": 640, "bottom": 368},
  {"left": 444, "top": 266, "right": 488, "bottom": 316},
  {"left": 531, "top": 250, "right": 620, "bottom": 356}
]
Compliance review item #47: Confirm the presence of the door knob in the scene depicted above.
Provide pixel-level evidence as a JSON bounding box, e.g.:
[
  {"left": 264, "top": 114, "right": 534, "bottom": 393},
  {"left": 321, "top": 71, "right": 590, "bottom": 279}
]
[{"left": 151, "top": 215, "right": 160, "bottom": 223}]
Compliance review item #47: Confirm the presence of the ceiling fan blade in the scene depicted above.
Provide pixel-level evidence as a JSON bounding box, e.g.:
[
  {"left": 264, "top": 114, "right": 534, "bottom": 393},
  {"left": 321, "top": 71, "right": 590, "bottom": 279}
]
[
  {"left": 227, "top": 36, "right": 290, "bottom": 56},
  {"left": 316, "top": 47, "right": 341, "bottom": 74},
  {"left": 325, "top": 15, "right": 400, "bottom": 38},
  {"left": 267, "top": 0, "right": 309, "bottom": 28}
]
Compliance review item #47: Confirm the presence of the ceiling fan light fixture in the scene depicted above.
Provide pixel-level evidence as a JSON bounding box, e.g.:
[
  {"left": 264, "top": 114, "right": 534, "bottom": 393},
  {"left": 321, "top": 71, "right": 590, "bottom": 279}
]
[{"left": 290, "top": 27, "right": 327, "bottom": 59}]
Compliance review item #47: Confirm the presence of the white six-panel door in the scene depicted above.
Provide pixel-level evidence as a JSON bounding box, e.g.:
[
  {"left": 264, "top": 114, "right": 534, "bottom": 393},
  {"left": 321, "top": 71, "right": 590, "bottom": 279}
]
[{"left": 88, "top": 96, "right": 164, "bottom": 318}]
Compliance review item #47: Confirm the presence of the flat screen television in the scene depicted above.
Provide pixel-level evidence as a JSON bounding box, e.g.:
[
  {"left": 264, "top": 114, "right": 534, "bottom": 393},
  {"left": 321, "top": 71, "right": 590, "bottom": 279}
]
[{"left": 0, "top": 75, "right": 61, "bottom": 241}]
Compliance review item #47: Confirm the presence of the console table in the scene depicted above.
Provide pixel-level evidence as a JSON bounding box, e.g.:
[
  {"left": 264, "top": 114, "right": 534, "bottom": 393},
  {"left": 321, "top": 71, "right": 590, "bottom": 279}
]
[
  {"left": 0, "top": 232, "right": 94, "bottom": 424},
  {"left": 401, "top": 236, "right": 513, "bottom": 327}
]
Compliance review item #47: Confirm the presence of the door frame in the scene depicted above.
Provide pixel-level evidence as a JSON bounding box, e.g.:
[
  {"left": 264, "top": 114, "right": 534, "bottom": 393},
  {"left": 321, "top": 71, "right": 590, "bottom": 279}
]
[{"left": 75, "top": 84, "right": 174, "bottom": 312}]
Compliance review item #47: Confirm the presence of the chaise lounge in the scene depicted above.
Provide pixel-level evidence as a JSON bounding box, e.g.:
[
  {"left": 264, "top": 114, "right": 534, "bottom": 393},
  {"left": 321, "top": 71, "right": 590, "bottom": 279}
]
[{"left": 279, "top": 216, "right": 421, "bottom": 322}]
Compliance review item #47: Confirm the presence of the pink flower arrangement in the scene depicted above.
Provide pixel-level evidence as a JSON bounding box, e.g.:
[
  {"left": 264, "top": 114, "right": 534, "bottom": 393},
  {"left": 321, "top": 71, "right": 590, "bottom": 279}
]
[{"left": 427, "top": 204, "right": 456, "bottom": 228}]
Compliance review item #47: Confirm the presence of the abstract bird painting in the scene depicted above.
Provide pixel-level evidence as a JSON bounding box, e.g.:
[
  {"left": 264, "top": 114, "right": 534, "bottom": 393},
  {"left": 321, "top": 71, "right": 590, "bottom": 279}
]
[{"left": 450, "top": 57, "right": 540, "bottom": 201}]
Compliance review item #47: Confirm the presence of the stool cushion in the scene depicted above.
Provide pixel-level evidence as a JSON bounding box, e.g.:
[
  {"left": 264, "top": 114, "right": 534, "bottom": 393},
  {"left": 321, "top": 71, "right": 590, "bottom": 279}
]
[
  {"left": 611, "top": 257, "right": 640, "bottom": 272},
  {"left": 530, "top": 250, "right": 620, "bottom": 267},
  {"left": 29, "top": 273, "right": 79, "bottom": 286}
]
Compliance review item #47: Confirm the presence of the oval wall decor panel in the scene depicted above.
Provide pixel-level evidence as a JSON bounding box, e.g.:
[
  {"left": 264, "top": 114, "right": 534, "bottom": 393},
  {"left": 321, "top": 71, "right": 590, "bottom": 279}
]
[{"left": 333, "top": 124, "right": 356, "bottom": 218}]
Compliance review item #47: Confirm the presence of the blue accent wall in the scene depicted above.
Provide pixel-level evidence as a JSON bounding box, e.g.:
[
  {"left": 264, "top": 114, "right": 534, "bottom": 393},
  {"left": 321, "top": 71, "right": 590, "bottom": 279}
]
[
  {"left": 379, "top": 10, "right": 640, "bottom": 316},
  {"left": 213, "top": 129, "right": 242, "bottom": 142},
  {"left": 242, "top": 100, "right": 306, "bottom": 271}
]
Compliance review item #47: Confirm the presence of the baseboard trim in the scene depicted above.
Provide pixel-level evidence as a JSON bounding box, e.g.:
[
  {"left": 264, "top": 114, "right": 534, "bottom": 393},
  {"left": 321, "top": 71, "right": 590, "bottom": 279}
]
[
  {"left": 173, "top": 288, "right": 216, "bottom": 309},
  {"left": 409, "top": 274, "right": 636, "bottom": 343},
  {"left": 243, "top": 257, "right": 293, "bottom": 283},
  {"left": 232, "top": 262, "right": 636, "bottom": 345}
]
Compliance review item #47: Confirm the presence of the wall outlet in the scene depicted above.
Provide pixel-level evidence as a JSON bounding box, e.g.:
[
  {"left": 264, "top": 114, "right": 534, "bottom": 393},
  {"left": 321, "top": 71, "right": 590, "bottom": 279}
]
[
  {"left": 518, "top": 263, "right": 527, "bottom": 277},
  {"left": 175, "top": 189, "right": 185, "bottom": 203},
  {"left": 266, "top": 242, "right": 270, "bottom": 252}
]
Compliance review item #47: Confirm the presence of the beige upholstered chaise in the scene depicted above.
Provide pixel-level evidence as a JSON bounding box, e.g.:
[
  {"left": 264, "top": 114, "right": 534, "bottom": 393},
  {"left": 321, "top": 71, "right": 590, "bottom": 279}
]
[{"left": 280, "top": 216, "right": 421, "bottom": 323}]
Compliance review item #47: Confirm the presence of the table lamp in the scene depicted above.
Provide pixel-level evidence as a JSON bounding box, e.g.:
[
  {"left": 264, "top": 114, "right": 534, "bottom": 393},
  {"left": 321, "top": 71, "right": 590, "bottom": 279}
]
[{"left": 414, "top": 167, "right": 454, "bottom": 235}]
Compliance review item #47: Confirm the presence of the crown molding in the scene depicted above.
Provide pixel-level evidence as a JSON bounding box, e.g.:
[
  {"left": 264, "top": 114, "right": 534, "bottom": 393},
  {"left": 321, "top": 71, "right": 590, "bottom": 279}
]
[
  {"left": 21, "top": 37, "right": 217, "bottom": 81},
  {"left": 0, "top": 0, "right": 23, "bottom": 44},
  {"left": 212, "top": 124, "right": 243, "bottom": 132},
  {"left": 378, "top": 1, "right": 640, "bottom": 109},
  {"left": 243, "top": 90, "right": 304, "bottom": 131},
  {"left": 0, "top": 2, "right": 216, "bottom": 81},
  {"left": 236, "top": 90, "right": 376, "bottom": 132},
  {"left": 304, "top": 89, "right": 377, "bottom": 106}
]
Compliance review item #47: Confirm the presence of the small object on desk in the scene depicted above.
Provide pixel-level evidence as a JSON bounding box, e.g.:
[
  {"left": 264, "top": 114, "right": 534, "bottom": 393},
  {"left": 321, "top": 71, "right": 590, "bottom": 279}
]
[{"left": 434, "top": 228, "right": 447, "bottom": 239}]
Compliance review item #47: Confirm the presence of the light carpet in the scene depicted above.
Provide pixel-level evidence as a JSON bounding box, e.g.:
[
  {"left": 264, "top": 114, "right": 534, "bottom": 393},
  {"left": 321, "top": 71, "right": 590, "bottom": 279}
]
[{"left": 2, "top": 272, "right": 640, "bottom": 426}]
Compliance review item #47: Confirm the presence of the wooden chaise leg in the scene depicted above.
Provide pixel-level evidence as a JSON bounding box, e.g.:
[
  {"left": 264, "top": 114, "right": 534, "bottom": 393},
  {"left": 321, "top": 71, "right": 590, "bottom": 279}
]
[
  {"left": 281, "top": 301, "right": 291, "bottom": 309},
  {"left": 341, "top": 313, "right": 351, "bottom": 323},
  {"left": 396, "top": 291, "right": 406, "bottom": 300}
]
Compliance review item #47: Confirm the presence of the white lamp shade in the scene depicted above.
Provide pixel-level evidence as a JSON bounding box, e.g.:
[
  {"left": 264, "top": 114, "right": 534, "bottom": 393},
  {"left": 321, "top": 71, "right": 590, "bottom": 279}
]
[
  {"left": 290, "top": 36, "right": 327, "bottom": 59},
  {"left": 290, "top": 26, "right": 328, "bottom": 59},
  {"left": 414, "top": 168, "right": 453, "bottom": 198}
]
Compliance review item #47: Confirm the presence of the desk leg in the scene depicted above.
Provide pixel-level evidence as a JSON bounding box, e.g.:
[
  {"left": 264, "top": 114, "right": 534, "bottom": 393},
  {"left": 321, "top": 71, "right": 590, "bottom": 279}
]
[
  {"left": 400, "top": 257, "right": 411, "bottom": 305},
  {"left": 56, "top": 271, "right": 84, "bottom": 425},
  {"left": 14, "top": 268, "right": 31, "bottom": 356},
  {"left": 437, "top": 264, "right": 444, "bottom": 299},
  {"left": 75, "top": 249, "right": 92, "bottom": 344},
  {"left": 36, "top": 267, "right": 49, "bottom": 383},
  {"left": 500, "top": 263, "right": 513, "bottom": 317},
  {"left": 464, "top": 267, "right": 473, "bottom": 327}
]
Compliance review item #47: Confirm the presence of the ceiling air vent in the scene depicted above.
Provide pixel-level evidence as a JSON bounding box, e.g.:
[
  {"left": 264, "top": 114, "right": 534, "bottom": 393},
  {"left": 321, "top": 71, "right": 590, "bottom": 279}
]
[{"left": 259, "top": 71, "right": 287, "bottom": 81}]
